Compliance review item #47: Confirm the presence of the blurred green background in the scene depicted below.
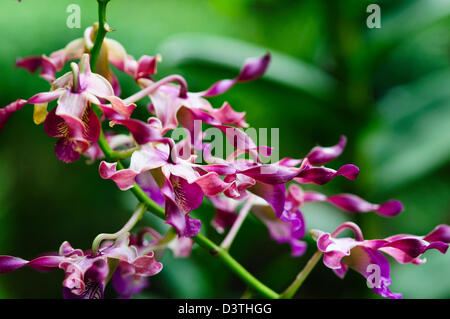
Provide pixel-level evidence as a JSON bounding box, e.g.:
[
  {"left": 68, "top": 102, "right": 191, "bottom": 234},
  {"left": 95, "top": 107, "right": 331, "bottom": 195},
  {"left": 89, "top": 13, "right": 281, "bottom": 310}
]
[{"left": 0, "top": 0, "right": 449, "bottom": 298}]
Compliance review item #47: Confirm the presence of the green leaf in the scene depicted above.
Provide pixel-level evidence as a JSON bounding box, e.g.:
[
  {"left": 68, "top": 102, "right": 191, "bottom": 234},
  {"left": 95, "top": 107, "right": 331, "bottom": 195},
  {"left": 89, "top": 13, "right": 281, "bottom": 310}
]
[{"left": 360, "top": 70, "right": 450, "bottom": 190}]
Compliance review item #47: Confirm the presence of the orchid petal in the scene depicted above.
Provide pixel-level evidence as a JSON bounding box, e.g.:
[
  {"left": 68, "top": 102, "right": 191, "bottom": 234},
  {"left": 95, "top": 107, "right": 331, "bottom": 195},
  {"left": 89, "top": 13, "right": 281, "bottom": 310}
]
[
  {"left": 295, "top": 164, "right": 359, "bottom": 185},
  {"left": 305, "top": 136, "right": 347, "bottom": 165},
  {"left": 0, "top": 99, "right": 27, "bottom": 132},
  {"left": 54, "top": 137, "right": 89, "bottom": 163},
  {"left": 0, "top": 256, "right": 29, "bottom": 274},
  {"left": 110, "top": 119, "right": 163, "bottom": 145},
  {"left": 202, "top": 53, "right": 270, "bottom": 97},
  {"left": 248, "top": 182, "right": 285, "bottom": 217}
]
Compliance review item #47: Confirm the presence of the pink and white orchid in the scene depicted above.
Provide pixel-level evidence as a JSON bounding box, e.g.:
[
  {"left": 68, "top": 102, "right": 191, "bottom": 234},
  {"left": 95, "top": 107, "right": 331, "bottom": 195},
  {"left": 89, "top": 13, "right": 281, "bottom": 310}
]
[
  {"left": 312, "top": 222, "right": 450, "bottom": 299},
  {"left": 0, "top": 234, "right": 162, "bottom": 299}
]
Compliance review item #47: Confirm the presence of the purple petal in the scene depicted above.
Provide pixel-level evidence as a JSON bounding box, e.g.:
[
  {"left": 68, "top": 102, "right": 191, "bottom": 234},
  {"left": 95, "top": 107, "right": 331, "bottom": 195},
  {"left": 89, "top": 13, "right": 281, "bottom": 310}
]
[
  {"left": 202, "top": 79, "right": 236, "bottom": 97},
  {"left": 135, "top": 171, "right": 165, "bottom": 206},
  {"left": 54, "top": 138, "right": 88, "bottom": 163},
  {"left": 202, "top": 53, "right": 270, "bottom": 97},
  {"left": 44, "top": 108, "right": 67, "bottom": 138},
  {"left": 208, "top": 102, "right": 248, "bottom": 128},
  {"left": 27, "top": 255, "right": 64, "bottom": 272},
  {"left": 170, "top": 175, "right": 204, "bottom": 213},
  {"left": 28, "top": 90, "right": 62, "bottom": 104},
  {"left": 111, "top": 119, "right": 163, "bottom": 145},
  {"left": 0, "top": 99, "right": 27, "bottom": 132},
  {"left": 102, "top": 96, "right": 136, "bottom": 120},
  {"left": 16, "top": 55, "right": 58, "bottom": 82},
  {"left": 327, "top": 194, "right": 403, "bottom": 217},
  {"left": 112, "top": 264, "right": 149, "bottom": 298},
  {"left": 99, "top": 146, "right": 168, "bottom": 190},
  {"left": 295, "top": 164, "right": 359, "bottom": 185},
  {"left": 195, "top": 172, "right": 233, "bottom": 197},
  {"left": 277, "top": 157, "right": 302, "bottom": 167},
  {"left": 237, "top": 53, "right": 271, "bottom": 82},
  {"left": 251, "top": 204, "right": 307, "bottom": 257},
  {"left": 239, "top": 165, "right": 299, "bottom": 184},
  {"left": 164, "top": 195, "right": 201, "bottom": 237},
  {"left": 248, "top": 182, "right": 285, "bottom": 217},
  {"left": 305, "top": 136, "right": 347, "bottom": 165},
  {"left": 55, "top": 91, "right": 88, "bottom": 136},
  {"left": 63, "top": 281, "right": 105, "bottom": 299},
  {"left": 345, "top": 246, "right": 402, "bottom": 299},
  {"left": 423, "top": 224, "right": 450, "bottom": 243},
  {"left": 376, "top": 200, "right": 404, "bottom": 217},
  {"left": 81, "top": 105, "right": 101, "bottom": 143},
  {"left": 136, "top": 55, "right": 159, "bottom": 79},
  {"left": 16, "top": 56, "right": 43, "bottom": 73},
  {"left": 132, "top": 254, "right": 163, "bottom": 277},
  {"left": 380, "top": 238, "right": 448, "bottom": 264},
  {"left": 0, "top": 256, "right": 29, "bottom": 274}
]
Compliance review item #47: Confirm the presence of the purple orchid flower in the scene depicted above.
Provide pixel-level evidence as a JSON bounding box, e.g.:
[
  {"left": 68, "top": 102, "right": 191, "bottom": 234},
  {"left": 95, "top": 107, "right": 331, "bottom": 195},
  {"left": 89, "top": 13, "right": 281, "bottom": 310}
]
[
  {"left": 100, "top": 141, "right": 203, "bottom": 236},
  {"left": 109, "top": 53, "right": 161, "bottom": 82},
  {"left": 26, "top": 54, "right": 135, "bottom": 162},
  {"left": 312, "top": 222, "right": 450, "bottom": 299},
  {"left": 16, "top": 39, "right": 84, "bottom": 83},
  {"left": 16, "top": 25, "right": 144, "bottom": 96},
  {"left": 196, "top": 150, "right": 304, "bottom": 217},
  {"left": 0, "top": 234, "right": 162, "bottom": 299}
]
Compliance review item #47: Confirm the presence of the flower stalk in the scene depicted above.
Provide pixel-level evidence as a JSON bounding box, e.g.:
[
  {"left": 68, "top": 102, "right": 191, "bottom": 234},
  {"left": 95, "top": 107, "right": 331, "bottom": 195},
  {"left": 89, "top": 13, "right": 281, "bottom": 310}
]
[
  {"left": 280, "top": 250, "right": 323, "bottom": 299},
  {"left": 220, "top": 195, "right": 254, "bottom": 250},
  {"left": 92, "top": 203, "right": 147, "bottom": 254},
  {"left": 123, "top": 75, "right": 189, "bottom": 104},
  {"left": 90, "top": 0, "right": 110, "bottom": 71}
]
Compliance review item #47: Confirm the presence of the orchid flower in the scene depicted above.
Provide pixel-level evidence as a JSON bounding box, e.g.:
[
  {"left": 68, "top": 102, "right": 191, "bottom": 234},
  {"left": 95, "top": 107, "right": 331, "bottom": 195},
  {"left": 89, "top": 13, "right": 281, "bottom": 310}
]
[
  {"left": 26, "top": 54, "right": 135, "bottom": 162},
  {"left": 16, "top": 24, "right": 156, "bottom": 96},
  {"left": 311, "top": 222, "right": 450, "bottom": 299},
  {"left": 99, "top": 140, "right": 203, "bottom": 236},
  {"left": 0, "top": 234, "right": 162, "bottom": 299},
  {"left": 196, "top": 145, "right": 301, "bottom": 217}
]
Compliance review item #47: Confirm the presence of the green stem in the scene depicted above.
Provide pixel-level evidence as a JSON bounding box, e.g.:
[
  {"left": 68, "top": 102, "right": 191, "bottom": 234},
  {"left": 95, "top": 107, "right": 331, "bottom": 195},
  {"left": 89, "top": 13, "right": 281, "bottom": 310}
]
[
  {"left": 280, "top": 250, "right": 322, "bottom": 299},
  {"left": 90, "top": 0, "right": 110, "bottom": 71},
  {"left": 193, "top": 231, "right": 279, "bottom": 299},
  {"left": 89, "top": 0, "right": 280, "bottom": 299},
  {"left": 92, "top": 203, "right": 147, "bottom": 254}
]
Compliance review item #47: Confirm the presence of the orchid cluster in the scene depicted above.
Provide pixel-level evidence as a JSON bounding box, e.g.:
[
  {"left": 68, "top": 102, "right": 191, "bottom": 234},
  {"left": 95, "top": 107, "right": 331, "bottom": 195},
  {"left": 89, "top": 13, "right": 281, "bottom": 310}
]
[{"left": 0, "top": 1, "right": 449, "bottom": 299}]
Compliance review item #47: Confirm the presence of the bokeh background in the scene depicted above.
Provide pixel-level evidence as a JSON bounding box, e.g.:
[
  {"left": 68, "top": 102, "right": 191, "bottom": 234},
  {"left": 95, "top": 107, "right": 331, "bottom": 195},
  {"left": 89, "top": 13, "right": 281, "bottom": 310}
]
[{"left": 0, "top": 0, "right": 449, "bottom": 298}]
